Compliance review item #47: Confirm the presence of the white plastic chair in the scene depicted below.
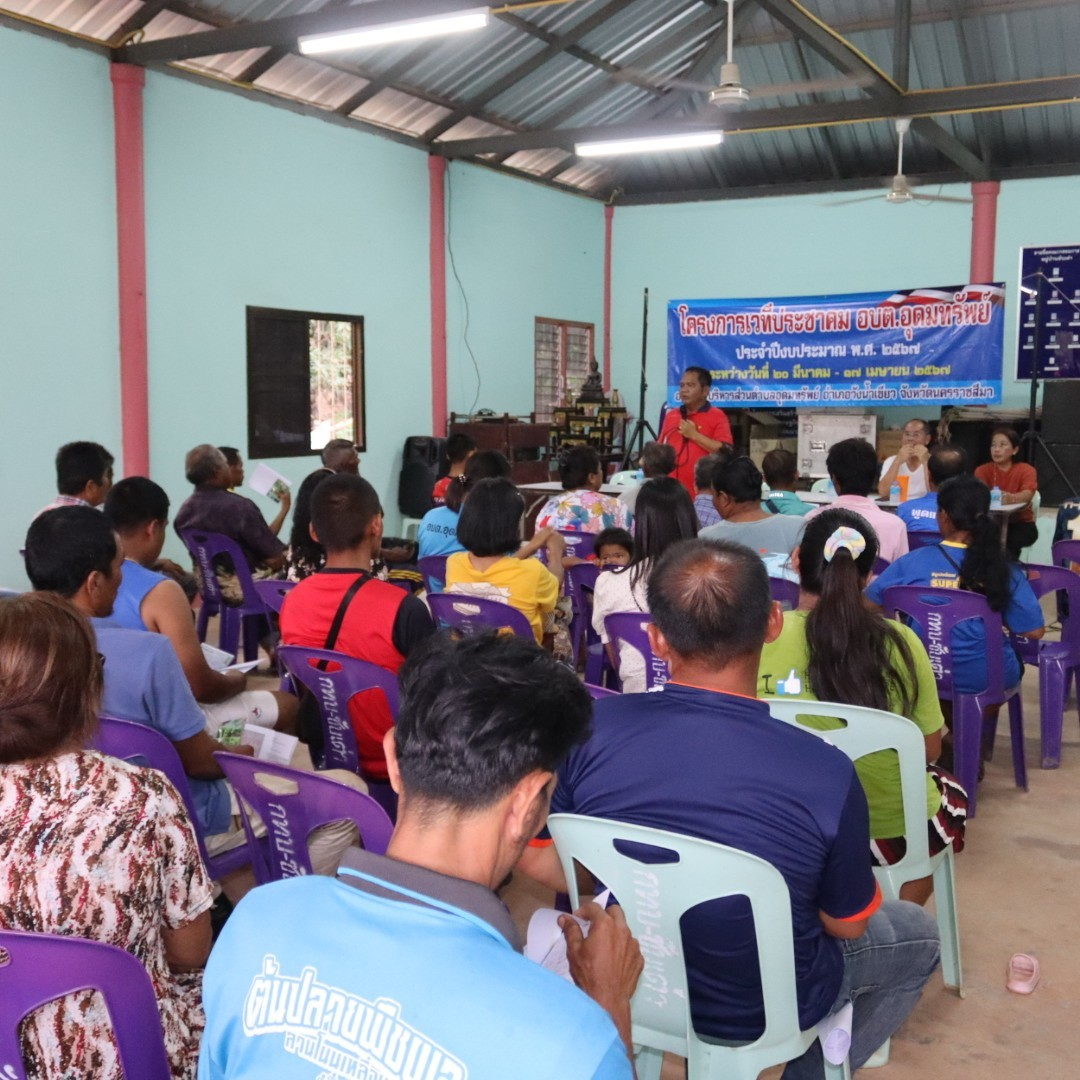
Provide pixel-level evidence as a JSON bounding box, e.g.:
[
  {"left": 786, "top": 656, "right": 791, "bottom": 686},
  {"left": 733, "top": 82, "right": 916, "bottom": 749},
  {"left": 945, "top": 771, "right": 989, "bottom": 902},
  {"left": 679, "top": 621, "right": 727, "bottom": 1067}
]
[
  {"left": 810, "top": 477, "right": 833, "bottom": 494},
  {"left": 547, "top": 814, "right": 851, "bottom": 1080},
  {"left": 766, "top": 700, "right": 963, "bottom": 998},
  {"left": 608, "top": 469, "right": 641, "bottom": 487}
]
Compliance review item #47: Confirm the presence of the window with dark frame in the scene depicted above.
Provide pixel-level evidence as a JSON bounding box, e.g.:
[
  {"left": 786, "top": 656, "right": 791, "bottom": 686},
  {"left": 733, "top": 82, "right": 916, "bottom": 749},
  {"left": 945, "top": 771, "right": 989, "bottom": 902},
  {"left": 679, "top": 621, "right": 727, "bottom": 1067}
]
[
  {"left": 246, "top": 306, "right": 365, "bottom": 459},
  {"left": 534, "top": 317, "right": 595, "bottom": 423}
]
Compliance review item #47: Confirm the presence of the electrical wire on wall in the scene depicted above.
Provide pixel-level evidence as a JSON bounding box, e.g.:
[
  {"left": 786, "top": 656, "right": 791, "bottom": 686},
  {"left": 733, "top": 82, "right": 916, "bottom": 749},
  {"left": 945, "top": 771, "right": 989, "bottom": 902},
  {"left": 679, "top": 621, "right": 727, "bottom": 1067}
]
[{"left": 445, "top": 164, "right": 483, "bottom": 419}]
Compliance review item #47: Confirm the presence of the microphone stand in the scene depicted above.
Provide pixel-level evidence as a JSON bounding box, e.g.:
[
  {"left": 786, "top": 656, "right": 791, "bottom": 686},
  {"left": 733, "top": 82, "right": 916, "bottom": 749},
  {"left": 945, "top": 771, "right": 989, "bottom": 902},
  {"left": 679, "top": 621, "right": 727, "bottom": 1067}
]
[{"left": 621, "top": 287, "right": 658, "bottom": 469}]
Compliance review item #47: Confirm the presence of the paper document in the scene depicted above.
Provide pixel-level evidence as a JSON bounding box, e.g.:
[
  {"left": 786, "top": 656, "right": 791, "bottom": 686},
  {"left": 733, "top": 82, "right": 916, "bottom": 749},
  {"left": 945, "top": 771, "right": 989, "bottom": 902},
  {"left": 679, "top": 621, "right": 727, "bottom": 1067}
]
[
  {"left": 241, "top": 725, "right": 298, "bottom": 767},
  {"left": 201, "top": 642, "right": 235, "bottom": 671},
  {"left": 525, "top": 890, "right": 611, "bottom": 981},
  {"left": 248, "top": 462, "right": 291, "bottom": 503},
  {"left": 227, "top": 660, "right": 261, "bottom": 674}
]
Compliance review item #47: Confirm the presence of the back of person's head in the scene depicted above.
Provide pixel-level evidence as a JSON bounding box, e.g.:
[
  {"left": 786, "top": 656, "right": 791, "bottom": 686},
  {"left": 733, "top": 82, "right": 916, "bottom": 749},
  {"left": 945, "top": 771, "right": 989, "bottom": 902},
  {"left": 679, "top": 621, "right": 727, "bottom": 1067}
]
[
  {"left": 648, "top": 539, "right": 771, "bottom": 668},
  {"left": 456, "top": 478, "right": 523, "bottom": 557},
  {"left": 25, "top": 506, "right": 117, "bottom": 598},
  {"left": 694, "top": 450, "right": 732, "bottom": 494},
  {"left": 287, "top": 469, "right": 330, "bottom": 568},
  {"left": 0, "top": 592, "right": 102, "bottom": 765},
  {"left": 395, "top": 632, "right": 591, "bottom": 813},
  {"left": 310, "top": 474, "right": 381, "bottom": 554},
  {"left": 627, "top": 477, "right": 699, "bottom": 590},
  {"left": 797, "top": 508, "right": 916, "bottom": 714},
  {"left": 445, "top": 433, "right": 477, "bottom": 465},
  {"left": 928, "top": 445, "right": 968, "bottom": 488},
  {"left": 937, "top": 475, "right": 1011, "bottom": 608},
  {"left": 218, "top": 446, "right": 241, "bottom": 467},
  {"left": 640, "top": 441, "right": 676, "bottom": 479},
  {"left": 104, "top": 477, "right": 169, "bottom": 534},
  {"left": 185, "top": 444, "right": 227, "bottom": 486},
  {"left": 55, "top": 441, "right": 114, "bottom": 496},
  {"left": 444, "top": 450, "right": 511, "bottom": 514},
  {"left": 762, "top": 448, "right": 799, "bottom": 489},
  {"left": 321, "top": 438, "right": 358, "bottom": 472},
  {"left": 559, "top": 445, "right": 601, "bottom": 491},
  {"left": 714, "top": 456, "right": 764, "bottom": 504},
  {"left": 826, "top": 438, "right": 878, "bottom": 497}
]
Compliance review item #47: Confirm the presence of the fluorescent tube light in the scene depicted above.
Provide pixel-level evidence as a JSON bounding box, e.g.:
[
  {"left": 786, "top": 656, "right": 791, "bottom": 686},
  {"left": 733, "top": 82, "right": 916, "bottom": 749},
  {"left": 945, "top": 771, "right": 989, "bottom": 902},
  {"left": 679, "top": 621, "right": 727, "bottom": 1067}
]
[
  {"left": 1019, "top": 284, "right": 1038, "bottom": 297},
  {"left": 299, "top": 7, "right": 489, "bottom": 55},
  {"left": 575, "top": 131, "right": 724, "bottom": 157}
]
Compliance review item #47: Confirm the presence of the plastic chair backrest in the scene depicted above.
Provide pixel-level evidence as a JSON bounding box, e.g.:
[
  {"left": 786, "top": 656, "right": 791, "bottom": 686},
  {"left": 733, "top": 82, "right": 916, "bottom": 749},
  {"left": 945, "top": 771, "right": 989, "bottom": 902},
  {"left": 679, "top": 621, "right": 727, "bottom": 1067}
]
[
  {"left": 178, "top": 528, "right": 261, "bottom": 610},
  {"left": 604, "top": 612, "right": 669, "bottom": 688},
  {"left": 277, "top": 646, "right": 399, "bottom": 774},
  {"left": 214, "top": 752, "right": 392, "bottom": 883},
  {"left": 872, "top": 556, "right": 891, "bottom": 576},
  {"left": 547, "top": 815, "right": 826, "bottom": 1073},
  {"left": 1052, "top": 539, "right": 1080, "bottom": 569},
  {"left": 253, "top": 578, "right": 295, "bottom": 614},
  {"left": 1019, "top": 563, "right": 1080, "bottom": 651},
  {"left": 557, "top": 530, "right": 596, "bottom": 561},
  {"left": 810, "top": 477, "right": 832, "bottom": 494},
  {"left": 769, "top": 576, "right": 800, "bottom": 609},
  {"left": 0, "top": 929, "right": 172, "bottom": 1080},
  {"left": 417, "top": 555, "right": 449, "bottom": 593},
  {"left": 427, "top": 593, "right": 536, "bottom": 639},
  {"left": 608, "top": 470, "right": 640, "bottom": 487},
  {"left": 585, "top": 683, "right": 618, "bottom": 699},
  {"left": 906, "top": 531, "right": 943, "bottom": 550}
]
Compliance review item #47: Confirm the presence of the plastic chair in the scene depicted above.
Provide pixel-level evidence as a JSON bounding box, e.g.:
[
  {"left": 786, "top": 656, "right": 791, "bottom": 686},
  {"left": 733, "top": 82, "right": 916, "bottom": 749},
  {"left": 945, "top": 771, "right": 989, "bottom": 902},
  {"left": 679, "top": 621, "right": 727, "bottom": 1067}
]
[
  {"left": 214, "top": 752, "right": 393, "bottom": 883},
  {"left": 417, "top": 555, "right": 449, "bottom": 593},
  {"left": 907, "top": 531, "right": 943, "bottom": 550},
  {"left": 769, "top": 576, "right": 800, "bottom": 610},
  {"left": 882, "top": 585, "right": 1026, "bottom": 819},
  {"left": 872, "top": 557, "right": 890, "bottom": 576},
  {"left": 276, "top": 645, "right": 400, "bottom": 820},
  {"left": 253, "top": 577, "right": 295, "bottom": 615},
  {"left": 0, "top": 929, "right": 172, "bottom": 1080},
  {"left": 178, "top": 528, "right": 267, "bottom": 662},
  {"left": 1012, "top": 563, "right": 1080, "bottom": 768},
  {"left": 766, "top": 699, "right": 963, "bottom": 997},
  {"left": 92, "top": 715, "right": 252, "bottom": 879},
  {"left": 605, "top": 612, "right": 669, "bottom": 689},
  {"left": 585, "top": 683, "right": 618, "bottom": 699},
  {"left": 558, "top": 530, "right": 596, "bottom": 562},
  {"left": 566, "top": 562, "right": 600, "bottom": 668},
  {"left": 547, "top": 814, "right": 851, "bottom": 1080},
  {"left": 810, "top": 477, "right": 833, "bottom": 494},
  {"left": 427, "top": 593, "right": 536, "bottom": 640},
  {"left": 608, "top": 469, "right": 641, "bottom": 486}
]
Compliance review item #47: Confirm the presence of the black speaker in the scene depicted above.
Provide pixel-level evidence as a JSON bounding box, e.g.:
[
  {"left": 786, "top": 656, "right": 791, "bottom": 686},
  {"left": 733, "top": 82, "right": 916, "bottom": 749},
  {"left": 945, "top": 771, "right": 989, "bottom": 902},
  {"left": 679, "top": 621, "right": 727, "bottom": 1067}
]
[
  {"left": 1041, "top": 382, "right": 1080, "bottom": 446},
  {"left": 1032, "top": 442, "right": 1080, "bottom": 507},
  {"left": 398, "top": 436, "right": 445, "bottom": 517}
]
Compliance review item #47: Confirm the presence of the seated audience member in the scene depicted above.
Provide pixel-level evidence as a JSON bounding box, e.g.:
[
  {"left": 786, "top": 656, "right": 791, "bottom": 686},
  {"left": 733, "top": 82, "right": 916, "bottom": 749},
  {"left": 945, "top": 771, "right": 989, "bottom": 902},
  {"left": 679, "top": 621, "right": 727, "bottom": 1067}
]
[
  {"left": 758, "top": 509, "right": 965, "bottom": 905},
  {"left": 762, "top": 448, "right": 811, "bottom": 516},
  {"left": 806, "top": 438, "right": 909, "bottom": 564},
  {"left": 878, "top": 419, "right": 934, "bottom": 499},
  {"left": 537, "top": 446, "right": 630, "bottom": 534},
  {"left": 36, "top": 439, "right": 114, "bottom": 517},
  {"left": 102, "top": 478, "right": 297, "bottom": 732},
  {"left": 592, "top": 478, "right": 698, "bottom": 693},
  {"left": 432, "top": 432, "right": 477, "bottom": 505},
  {"left": 279, "top": 475, "right": 436, "bottom": 783},
  {"left": 594, "top": 527, "right": 634, "bottom": 568},
  {"left": 867, "top": 476, "right": 1044, "bottom": 697},
  {"left": 691, "top": 450, "right": 732, "bottom": 529},
  {"left": 218, "top": 446, "right": 244, "bottom": 490},
  {"left": 447, "top": 478, "right": 564, "bottom": 644},
  {"left": 322, "top": 437, "right": 360, "bottom": 475},
  {"left": 619, "top": 440, "right": 676, "bottom": 517},
  {"left": 521, "top": 539, "right": 940, "bottom": 1077},
  {"left": 975, "top": 426, "right": 1039, "bottom": 561},
  {"left": 0, "top": 592, "right": 212, "bottom": 1080},
  {"left": 898, "top": 445, "right": 967, "bottom": 534},
  {"left": 417, "top": 450, "right": 512, "bottom": 563},
  {"left": 699, "top": 456, "right": 805, "bottom": 558},
  {"left": 199, "top": 633, "right": 642, "bottom": 1080}
]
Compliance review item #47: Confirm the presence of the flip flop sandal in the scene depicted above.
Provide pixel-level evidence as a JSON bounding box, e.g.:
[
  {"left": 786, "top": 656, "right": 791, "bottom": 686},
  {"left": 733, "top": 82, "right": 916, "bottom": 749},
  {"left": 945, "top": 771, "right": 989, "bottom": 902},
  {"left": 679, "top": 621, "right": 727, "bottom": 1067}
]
[{"left": 1007, "top": 953, "right": 1040, "bottom": 994}]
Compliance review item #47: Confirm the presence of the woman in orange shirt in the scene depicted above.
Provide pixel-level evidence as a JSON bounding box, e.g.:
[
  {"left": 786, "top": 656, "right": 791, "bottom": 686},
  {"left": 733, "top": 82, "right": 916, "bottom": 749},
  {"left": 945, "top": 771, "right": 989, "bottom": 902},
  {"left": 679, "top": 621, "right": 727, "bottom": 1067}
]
[{"left": 974, "top": 426, "right": 1038, "bottom": 561}]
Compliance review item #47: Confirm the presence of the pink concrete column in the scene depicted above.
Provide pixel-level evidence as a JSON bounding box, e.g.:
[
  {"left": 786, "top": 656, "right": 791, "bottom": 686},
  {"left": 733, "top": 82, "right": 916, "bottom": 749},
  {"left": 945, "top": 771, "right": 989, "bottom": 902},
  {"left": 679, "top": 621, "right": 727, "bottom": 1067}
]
[
  {"left": 110, "top": 63, "right": 150, "bottom": 477},
  {"left": 429, "top": 156, "right": 448, "bottom": 435},
  {"left": 603, "top": 204, "right": 614, "bottom": 390},
  {"left": 970, "top": 180, "right": 1000, "bottom": 283}
]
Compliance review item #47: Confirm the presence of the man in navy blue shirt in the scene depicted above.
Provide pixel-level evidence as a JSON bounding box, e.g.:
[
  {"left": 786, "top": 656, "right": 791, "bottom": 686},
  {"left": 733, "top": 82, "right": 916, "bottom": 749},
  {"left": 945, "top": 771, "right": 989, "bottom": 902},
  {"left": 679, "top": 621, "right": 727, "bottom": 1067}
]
[
  {"left": 898, "top": 445, "right": 968, "bottom": 534},
  {"left": 521, "top": 538, "right": 940, "bottom": 1077}
]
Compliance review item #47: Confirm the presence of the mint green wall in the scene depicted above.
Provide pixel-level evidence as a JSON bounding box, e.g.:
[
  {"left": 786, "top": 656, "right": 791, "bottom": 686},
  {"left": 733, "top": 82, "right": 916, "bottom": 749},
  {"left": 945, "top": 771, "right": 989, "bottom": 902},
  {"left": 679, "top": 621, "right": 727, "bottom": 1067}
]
[
  {"left": 0, "top": 28, "right": 120, "bottom": 588},
  {"left": 444, "top": 163, "right": 604, "bottom": 419}
]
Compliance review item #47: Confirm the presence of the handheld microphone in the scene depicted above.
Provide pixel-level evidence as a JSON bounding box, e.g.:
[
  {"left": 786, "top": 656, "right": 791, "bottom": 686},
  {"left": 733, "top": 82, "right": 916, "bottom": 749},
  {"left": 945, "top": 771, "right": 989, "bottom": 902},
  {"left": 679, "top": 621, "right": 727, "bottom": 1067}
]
[{"left": 679, "top": 404, "right": 688, "bottom": 420}]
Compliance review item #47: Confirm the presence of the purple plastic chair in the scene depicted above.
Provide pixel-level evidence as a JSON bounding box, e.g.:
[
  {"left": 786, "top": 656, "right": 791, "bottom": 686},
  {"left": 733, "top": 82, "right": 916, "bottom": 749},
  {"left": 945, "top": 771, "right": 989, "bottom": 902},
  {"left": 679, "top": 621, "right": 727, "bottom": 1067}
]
[
  {"left": 253, "top": 577, "right": 295, "bottom": 615},
  {"left": 417, "top": 555, "right": 449, "bottom": 593},
  {"left": 907, "top": 531, "right": 943, "bottom": 551},
  {"left": 1053, "top": 539, "right": 1080, "bottom": 568},
  {"left": 585, "top": 683, "right": 618, "bottom": 699},
  {"left": 605, "top": 612, "right": 669, "bottom": 690},
  {"left": 276, "top": 645, "right": 400, "bottom": 820},
  {"left": 427, "top": 593, "right": 536, "bottom": 640},
  {"left": 883, "top": 585, "right": 1026, "bottom": 818},
  {"left": 566, "top": 562, "right": 600, "bottom": 668},
  {"left": 179, "top": 528, "right": 267, "bottom": 662},
  {"left": 0, "top": 929, "right": 172, "bottom": 1080},
  {"left": 769, "top": 576, "right": 800, "bottom": 610},
  {"left": 214, "top": 752, "right": 393, "bottom": 883},
  {"left": 873, "top": 556, "right": 891, "bottom": 576},
  {"left": 558, "top": 530, "right": 596, "bottom": 562},
  {"left": 92, "top": 715, "right": 252, "bottom": 879},
  {"left": 1012, "top": 563, "right": 1080, "bottom": 768}
]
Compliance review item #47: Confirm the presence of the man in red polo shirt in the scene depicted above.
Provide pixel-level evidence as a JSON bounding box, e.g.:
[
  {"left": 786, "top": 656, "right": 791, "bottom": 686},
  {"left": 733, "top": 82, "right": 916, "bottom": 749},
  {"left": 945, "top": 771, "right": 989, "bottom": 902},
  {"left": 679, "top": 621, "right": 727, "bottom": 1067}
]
[
  {"left": 659, "top": 365, "right": 734, "bottom": 496},
  {"left": 279, "top": 474, "right": 435, "bottom": 783}
]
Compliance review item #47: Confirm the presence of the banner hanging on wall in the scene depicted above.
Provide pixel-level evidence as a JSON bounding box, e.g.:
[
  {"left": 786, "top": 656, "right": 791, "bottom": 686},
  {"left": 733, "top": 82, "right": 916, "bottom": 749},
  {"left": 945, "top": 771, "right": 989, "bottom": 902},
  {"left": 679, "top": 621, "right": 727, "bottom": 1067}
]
[{"left": 667, "top": 284, "right": 1005, "bottom": 408}]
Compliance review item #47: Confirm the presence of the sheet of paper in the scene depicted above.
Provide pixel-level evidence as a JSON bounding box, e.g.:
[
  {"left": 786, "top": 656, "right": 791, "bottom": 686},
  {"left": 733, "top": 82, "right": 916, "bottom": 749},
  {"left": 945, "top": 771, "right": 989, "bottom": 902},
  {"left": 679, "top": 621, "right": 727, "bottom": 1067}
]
[
  {"left": 248, "top": 462, "right": 291, "bottom": 503},
  {"left": 201, "top": 641, "right": 235, "bottom": 671},
  {"left": 241, "top": 725, "right": 298, "bottom": 767},
  {"left": 524, "top": 891, "right": 611, "bottom": 981},
  {"left": 226, "top": 660, "right": 261, "bottom": 674}
]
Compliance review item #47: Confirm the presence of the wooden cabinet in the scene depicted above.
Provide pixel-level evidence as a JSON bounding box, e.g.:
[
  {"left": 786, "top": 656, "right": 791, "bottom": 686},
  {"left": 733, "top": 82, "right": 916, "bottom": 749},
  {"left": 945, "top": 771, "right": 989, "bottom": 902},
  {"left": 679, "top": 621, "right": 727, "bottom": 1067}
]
[{"left": 449, "top": 414, "right": 551, "bottom": 483}]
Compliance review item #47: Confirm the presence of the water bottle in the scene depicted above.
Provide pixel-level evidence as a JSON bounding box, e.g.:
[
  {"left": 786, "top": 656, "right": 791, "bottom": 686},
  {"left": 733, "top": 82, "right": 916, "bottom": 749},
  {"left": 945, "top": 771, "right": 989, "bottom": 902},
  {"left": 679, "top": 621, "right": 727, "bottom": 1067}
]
[
  {"left": 991, "top": 485, "right": 1003, "bottom": 510},
  {"left": 889, "top": 480, "right": 901, "bottom": 504}
]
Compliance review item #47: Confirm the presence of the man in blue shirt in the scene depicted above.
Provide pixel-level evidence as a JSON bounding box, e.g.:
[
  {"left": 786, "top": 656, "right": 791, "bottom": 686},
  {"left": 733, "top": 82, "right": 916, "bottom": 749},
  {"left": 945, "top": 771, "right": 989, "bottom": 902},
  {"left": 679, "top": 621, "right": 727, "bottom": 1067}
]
[
  {"left": 200, "top": 633, "right": 642, "bottom": 1080},
  {"left": 897, "top": 446, "right": 967, "bottom": 534},
  {"left": 520, "top": 538, "right": 940, "bottom": 1077}
]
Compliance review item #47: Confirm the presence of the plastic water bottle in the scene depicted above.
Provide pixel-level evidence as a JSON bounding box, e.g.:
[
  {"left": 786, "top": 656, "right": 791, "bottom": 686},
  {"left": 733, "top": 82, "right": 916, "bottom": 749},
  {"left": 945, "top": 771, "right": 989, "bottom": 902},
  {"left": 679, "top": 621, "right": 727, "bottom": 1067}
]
[
  {"left": 889, "top": 480, "right": 901, "bottom": 504},
  {"left": 991, "top": 485, "right": 1003, "bottom": 510}
]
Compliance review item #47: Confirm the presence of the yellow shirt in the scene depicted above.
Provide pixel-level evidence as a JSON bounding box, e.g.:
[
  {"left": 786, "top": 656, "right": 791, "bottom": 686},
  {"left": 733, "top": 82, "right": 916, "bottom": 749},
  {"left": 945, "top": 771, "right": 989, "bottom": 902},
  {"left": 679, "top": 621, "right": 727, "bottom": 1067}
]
[{"left": 444, "top": 553, "right": 560, "bottom": 642}]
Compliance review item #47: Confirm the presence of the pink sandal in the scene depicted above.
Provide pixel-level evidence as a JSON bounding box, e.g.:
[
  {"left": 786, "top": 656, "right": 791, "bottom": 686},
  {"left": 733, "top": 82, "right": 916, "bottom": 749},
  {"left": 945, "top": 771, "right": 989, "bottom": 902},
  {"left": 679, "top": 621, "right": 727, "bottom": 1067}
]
[{"left": 1007, "top": 953, "right": 1040, "bottom": 994}]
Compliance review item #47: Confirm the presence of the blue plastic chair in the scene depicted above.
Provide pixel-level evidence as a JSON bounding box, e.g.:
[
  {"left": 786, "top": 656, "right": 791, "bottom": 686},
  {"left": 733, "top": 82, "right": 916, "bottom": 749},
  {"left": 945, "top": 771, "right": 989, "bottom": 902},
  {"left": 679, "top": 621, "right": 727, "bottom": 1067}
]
[
  {"left": 766, "top": 699, "right": 963, "bottom": 998},
  {"left": 427, "top": 592, "right": 537, "bottom": 640},
  {"left": 547, "top": 814, "right": 851, "bottom": 1080},
  {"left": 605, "top": 612, "right": 669, "bottom": 690}
]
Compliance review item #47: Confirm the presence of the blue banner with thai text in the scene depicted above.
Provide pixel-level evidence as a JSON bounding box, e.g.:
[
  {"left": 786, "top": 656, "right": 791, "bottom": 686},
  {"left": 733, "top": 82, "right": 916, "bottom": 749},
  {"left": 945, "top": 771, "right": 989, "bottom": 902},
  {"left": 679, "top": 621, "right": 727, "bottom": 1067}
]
[{"left": 667, "top": 284, "right": 1005, "bottom": 408}]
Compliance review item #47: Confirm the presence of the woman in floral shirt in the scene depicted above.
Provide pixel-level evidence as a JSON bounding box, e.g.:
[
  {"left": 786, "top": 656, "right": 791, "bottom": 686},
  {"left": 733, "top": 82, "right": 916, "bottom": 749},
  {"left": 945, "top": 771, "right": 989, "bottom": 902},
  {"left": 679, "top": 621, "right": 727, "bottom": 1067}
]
[{"left": 536, "top": 445, "right": 630, "bottom": 535}]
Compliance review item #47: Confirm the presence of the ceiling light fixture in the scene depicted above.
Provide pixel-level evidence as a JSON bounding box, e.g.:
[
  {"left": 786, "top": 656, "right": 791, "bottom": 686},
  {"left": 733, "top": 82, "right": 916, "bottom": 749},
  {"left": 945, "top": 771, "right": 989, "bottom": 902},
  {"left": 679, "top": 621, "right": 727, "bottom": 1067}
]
[
  {"left": 299, "top": 7, "right": 489, "bottom": 55},
  {"left": 575, "top": 131, "right": 724, "bottom": 157}
]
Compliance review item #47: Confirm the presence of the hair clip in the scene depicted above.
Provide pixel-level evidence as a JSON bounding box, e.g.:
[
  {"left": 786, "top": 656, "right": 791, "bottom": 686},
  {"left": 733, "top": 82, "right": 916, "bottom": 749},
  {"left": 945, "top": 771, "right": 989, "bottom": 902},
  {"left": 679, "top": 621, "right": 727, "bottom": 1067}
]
[{"left": 823, "top": 526, "right": 866, "bottom": 563}]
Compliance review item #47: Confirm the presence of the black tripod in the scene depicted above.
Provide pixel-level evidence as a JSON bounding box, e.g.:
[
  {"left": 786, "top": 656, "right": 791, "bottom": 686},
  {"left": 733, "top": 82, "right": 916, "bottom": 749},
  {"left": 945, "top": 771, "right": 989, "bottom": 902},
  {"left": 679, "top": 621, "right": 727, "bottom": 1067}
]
[
  {"left": 621, "top": 287, "right": 658, "bottom": 469},
  {"left": 1020, "top": 271, "right": 1078, "bottom": 500}
]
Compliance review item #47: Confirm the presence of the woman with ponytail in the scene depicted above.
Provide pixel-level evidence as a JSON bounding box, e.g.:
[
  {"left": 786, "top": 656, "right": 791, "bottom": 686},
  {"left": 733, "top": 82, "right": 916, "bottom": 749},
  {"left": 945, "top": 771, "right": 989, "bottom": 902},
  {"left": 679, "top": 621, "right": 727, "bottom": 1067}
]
[{"left": 759, "top": 508, "right": 963, "bottom": 904}]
